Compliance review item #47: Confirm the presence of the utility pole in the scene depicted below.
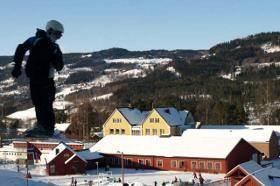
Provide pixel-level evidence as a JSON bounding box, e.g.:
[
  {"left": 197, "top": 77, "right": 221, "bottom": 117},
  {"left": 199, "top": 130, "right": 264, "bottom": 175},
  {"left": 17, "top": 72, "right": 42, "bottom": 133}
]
[
  {"left": 121, "top": 152, "right": 124, "bottom": 185},
  {"left": 96, "top": 161, "right": 99, "bottom": 186},
  {"left": 117, "top": 151, "right": 124, "bottom": 185}
]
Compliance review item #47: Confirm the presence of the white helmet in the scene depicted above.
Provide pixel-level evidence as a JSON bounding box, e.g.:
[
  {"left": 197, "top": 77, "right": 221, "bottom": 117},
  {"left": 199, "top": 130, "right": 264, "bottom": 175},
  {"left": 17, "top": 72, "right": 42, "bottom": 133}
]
[{"left": 46, "top": 20, "right": 64, "bottom": 33}]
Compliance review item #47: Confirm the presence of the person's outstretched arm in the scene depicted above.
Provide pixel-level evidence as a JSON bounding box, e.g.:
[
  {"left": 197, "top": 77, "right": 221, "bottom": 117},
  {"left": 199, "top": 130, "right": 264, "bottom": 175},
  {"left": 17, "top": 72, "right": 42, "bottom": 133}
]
[{"left": 12, "top": 37, "right": 34, "bottom": 78}]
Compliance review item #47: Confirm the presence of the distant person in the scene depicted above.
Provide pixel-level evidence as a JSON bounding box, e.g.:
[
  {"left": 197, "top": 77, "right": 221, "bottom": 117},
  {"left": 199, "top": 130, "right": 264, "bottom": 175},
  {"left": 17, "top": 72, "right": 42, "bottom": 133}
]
[
  {"left": 11, "top": 20, "right": 64, "bottom": 137},
  {"left": 193, "top": 171, "right": 197, "bottom": 179},
  {"left": 199, "top": 173, "right": 204, "bottom": 185}
]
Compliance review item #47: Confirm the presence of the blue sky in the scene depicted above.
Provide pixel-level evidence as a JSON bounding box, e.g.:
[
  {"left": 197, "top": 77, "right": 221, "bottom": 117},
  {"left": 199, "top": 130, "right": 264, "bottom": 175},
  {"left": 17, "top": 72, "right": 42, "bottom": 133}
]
[{"left": 1, "top": 0, "right": 280, "bottom": 55}]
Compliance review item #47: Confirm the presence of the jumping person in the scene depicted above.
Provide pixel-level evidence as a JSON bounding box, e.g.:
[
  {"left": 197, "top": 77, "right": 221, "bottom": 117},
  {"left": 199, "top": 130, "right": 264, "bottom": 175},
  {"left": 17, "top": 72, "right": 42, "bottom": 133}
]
[{"left": 11, "top": 20, "right": 64, "bottom": 137}]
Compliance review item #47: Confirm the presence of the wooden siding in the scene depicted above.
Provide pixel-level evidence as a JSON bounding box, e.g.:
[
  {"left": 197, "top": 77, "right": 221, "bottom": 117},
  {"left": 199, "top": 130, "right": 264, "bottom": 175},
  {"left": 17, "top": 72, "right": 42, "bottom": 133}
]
[
  {"left": 142, "top": 109, "right": 171, "bottom": 136},
  {"left": 103, "top": 109, "right": 132, "bottom": 136}
]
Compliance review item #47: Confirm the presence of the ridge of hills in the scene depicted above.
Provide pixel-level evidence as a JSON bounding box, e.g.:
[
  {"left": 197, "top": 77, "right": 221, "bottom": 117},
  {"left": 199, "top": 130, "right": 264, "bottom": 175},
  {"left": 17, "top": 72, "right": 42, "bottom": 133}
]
[{"left": 1, "top": 32, "right": 280, "bottom": 128}]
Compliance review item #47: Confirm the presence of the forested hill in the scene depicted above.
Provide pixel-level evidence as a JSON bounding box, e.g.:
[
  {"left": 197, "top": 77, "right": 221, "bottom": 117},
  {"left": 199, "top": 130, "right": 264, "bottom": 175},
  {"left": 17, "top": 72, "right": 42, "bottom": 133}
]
[{"left": 1, "top": 32, "right": 280, "bottom": 127}]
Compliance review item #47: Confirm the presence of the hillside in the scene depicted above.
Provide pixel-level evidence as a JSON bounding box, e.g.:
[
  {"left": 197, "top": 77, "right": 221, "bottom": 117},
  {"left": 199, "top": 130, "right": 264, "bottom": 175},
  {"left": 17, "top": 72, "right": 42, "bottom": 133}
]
[{"left": 1, "top": 32, "right": 280, "bottom": 129}]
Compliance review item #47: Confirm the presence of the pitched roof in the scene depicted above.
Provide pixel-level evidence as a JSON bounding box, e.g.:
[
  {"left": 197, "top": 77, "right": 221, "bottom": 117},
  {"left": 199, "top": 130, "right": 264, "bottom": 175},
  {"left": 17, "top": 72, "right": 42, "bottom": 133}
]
[
  {"left": 182, "top": 129, "right": 274, "bottom": 142},
  {"left": 226, "top": 160, "right": 263, "bottom": 177},
  {"left": 155, "top": 107, "right": 186, "bottom": 126},
  {"left": 65, "top": 154, "right": 87, "bottom": 164},
  {"left": 90, "top": 135, "right": 244, "bottom": 159},
  {"left": 239, "top": 167, "right": 280, "bottom": 186},
  {"left": 76, "top": 149, "right": 103, "bottom": 160},
  {"left": 201, "top": 125, "right": 280, "bottom": 136},
  {"left": 45, "top": 142, "right": 86, "bottom": 164},
  {"left": 118, "top": 108, "right": 149, "bottom": 125}
]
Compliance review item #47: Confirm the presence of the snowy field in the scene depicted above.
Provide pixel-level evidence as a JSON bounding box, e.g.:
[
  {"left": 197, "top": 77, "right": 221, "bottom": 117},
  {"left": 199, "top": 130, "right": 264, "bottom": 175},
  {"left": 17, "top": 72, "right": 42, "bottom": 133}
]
[{"left": 0, "top": 164, "right": 225, "bottom": 186}]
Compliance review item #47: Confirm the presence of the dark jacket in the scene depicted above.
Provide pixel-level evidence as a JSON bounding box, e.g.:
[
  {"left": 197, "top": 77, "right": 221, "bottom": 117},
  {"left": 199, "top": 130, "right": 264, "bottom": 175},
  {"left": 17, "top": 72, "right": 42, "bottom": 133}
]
[{"left": 13, "top": 29, "right": 64, "bottom": 84}]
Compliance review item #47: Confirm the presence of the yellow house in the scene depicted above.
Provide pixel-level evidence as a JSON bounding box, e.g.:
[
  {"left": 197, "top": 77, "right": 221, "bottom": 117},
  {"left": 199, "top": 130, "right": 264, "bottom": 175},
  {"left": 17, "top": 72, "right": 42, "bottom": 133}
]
[
  {"left": 142, "top": 107, "right": 195, "bottom": 136},
  {"left": 103, "top": 108, "right": 148, "bottom": 136}
]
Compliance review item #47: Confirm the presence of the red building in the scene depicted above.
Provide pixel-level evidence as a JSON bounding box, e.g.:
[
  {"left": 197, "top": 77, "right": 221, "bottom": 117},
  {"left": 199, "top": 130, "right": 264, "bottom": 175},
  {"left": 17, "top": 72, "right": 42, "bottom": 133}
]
[
  {"left": 45, "top": 142, "right": 87, "bottom": 175},
  {"left": 13, "top": 140, "right": 84, "bottom": 151},
  {"left": 225, "top": 160, "right": 280, "bottom": 185},
  {"left": 90, "top": 135, "right": 261, "bottom": 174}
]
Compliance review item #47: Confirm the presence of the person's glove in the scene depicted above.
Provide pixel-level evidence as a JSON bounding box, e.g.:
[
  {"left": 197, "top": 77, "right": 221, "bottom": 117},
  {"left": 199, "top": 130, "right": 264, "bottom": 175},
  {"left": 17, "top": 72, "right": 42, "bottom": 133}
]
[{"left": 11, "top": 66, "right": 22, "bottom": 78}]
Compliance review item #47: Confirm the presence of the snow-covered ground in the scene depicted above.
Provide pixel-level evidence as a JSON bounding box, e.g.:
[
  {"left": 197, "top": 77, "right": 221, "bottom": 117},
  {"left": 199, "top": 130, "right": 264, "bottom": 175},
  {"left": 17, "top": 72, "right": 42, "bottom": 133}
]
[
  {"left": 261, "top": 43, "right": 280, "bottom": 53},
  {"left": 0, "top": 164, "right": 225, "bottom": 186},
  {"left": 166, "top": 66, "right": 181, "bottom": 77},
  {"left": 104, "top": 58, "right": 172, "bottom": 65}
]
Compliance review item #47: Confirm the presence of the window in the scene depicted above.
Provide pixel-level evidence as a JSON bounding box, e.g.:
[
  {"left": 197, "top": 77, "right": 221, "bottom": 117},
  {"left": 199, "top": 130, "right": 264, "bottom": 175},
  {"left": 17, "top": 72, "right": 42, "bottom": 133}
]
[
  {"left": 150, "top": 118, "right": 159, "bottom": 123},
  {"left": 207, "top": 162, "right": 213, "bottom": 170},
  {"left": 125, "top": 158, "right": 132, "bottom": 166},
  {"left": 50, "top": 164, "right": 55, "bottom": 174},
  {"left": 191, "top": 161, "right": 197, "bottom": 170},
  {"left": 157, "top": 159, "right": 163, "bottom": 167},
  {"left": 121, "top": 129, "right": 125, "bottom": 134},
  {"left": 146, "top": 129, "right": 150, "bottom": 135},
  {"left": 160, "top": 129, "right": 165, "bottom": 135},
  {"left": 179, "top": 160, "right": 185, "bottom": 168},
  {"left": 132, "top": 130, "right": 140, "bottom": 135},
  {"left": 215, "top": 162, "right": 221, "bottom": 171},
  {"left": 138, "top": 159, "right": 145, "bottom": 165},
  {"left": 199, "top": 162, "right": 205, "bottom": 170},
  {"left": 171, "top": 160, "right": 177, "bottom": 168},
  {"left": 110, "top": 129, "right": 114, "bottom": 134},
  {"left": 145, "top": 159, "right": 151, "bottom": 166},
  {"left": 152, "top": 129, "right": 157, "bottom": 135},
  {"left": 116, "top": 129, "right": 120, "bottom": 134},
  {"left": 113, "top": 118, "right": 122, "bottom": 123},
  {"left": 64, "top": 153, "right": 70, "bottom": 158}
]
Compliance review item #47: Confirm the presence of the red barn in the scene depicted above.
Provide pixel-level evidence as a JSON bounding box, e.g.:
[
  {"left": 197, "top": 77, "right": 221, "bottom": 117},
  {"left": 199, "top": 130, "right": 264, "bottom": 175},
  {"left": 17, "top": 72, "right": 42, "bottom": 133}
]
[
  {"left": 225, "top": 160, "right": 280, "bottom": 185},
  {"left": 45, "top": 142, "right": 87, "bottom": 175},
  {"left": 90, "top": 135, "right": 261, "bottom": 174}
]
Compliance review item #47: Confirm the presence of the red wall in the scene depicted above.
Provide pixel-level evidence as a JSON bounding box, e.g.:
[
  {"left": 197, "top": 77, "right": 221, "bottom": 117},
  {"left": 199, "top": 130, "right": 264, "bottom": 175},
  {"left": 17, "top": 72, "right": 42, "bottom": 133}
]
[
  {"left": 226, "top": 139, "right": 260, "bottom": 172},
  {"left": 104, "top": 154, "right": 228, "bottom": 173},
  {"left": 102, "top": 140, "right": 260, "bottom": 174},
  {"left": 65, "top": 156, "right": 87, "bottom": 175},
  {"left": 13, "top": 142, "right": 83, "bottom": 151},
  {"left": 47, "top": 148, "right": 87, "bottom": 175}
]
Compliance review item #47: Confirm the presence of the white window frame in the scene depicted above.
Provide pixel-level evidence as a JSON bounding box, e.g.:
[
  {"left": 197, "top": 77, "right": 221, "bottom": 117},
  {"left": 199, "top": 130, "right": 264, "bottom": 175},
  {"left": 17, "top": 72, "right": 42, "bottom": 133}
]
[
  {"left": 157, "top": 159, "right": 163, "bottom": 167},
  {"left": 171, "top": 160, "right": 177, "bottom": 168},
  {"left": 191, "top": 161, "right": 197, "bottom": 170}
]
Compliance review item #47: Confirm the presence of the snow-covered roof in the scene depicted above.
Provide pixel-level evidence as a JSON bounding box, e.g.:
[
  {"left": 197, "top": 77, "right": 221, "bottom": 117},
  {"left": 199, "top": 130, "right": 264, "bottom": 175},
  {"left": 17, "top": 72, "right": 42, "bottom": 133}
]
[
  {"left": 6, "top": 107, "right": 36, "bottom": 121},
  {"left": 54, "top": 123, "right": 71, "bottom": 132},
  {"left": 226, "top": 160, "right": 263, "bottom": 177},
  {"left": 240, "top": 167, "right": 280, "bottom": 186},
  {"left": 45, "top": 142, "right": 86, "bottom": 163},
  {"left": 65, "top": 154, "right": 87, "bottom": 164},
  {"left": 182, "top": 129, "right": 274, "bottom": 143},
  {"left": 76, "top": 150, "right": 103, "bottom": 160},
  {"left": 90, "top": 135, "right": 244, "bottom": 159},
  {"left": 201, "top": 124, "right": 280, "bottom": 135},
  {"left": 155, "top": 107, "right": 187, "bottom": 126},
  {"left": 118, "top": 108, "right": 149, "bottom": 125},
  {"left": 239, "top": 161, "right": 263, "bottom": 174}
]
